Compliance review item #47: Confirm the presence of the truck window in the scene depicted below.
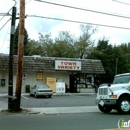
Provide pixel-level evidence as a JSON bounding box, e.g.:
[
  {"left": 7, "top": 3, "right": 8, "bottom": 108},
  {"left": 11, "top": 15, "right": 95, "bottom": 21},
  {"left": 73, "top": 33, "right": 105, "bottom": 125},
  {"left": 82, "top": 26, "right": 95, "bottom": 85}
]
[{"left": 113, "top": 75, "right": 130, "bottom": 84}]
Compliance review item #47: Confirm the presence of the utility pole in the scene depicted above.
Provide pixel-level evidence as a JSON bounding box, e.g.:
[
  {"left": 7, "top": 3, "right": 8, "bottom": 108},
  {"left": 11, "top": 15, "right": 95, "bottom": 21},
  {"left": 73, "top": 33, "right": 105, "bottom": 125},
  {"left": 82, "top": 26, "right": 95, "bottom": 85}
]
[
  {"left": 115, "top": 58, "right": 118, "bottom": 75},
  {"left": 15, "top": 0, "right": 25, "bottom": 111},
  {"left": 8, "top": 6, "right": 16, "bottom": 110}
]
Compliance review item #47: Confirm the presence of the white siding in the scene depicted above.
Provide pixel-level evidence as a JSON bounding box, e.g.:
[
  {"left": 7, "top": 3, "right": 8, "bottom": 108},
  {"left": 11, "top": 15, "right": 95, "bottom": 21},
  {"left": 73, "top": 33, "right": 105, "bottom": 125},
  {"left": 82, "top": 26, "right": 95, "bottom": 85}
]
[{"left": 0, "top": 70, "right": 69, "bottom": 93}]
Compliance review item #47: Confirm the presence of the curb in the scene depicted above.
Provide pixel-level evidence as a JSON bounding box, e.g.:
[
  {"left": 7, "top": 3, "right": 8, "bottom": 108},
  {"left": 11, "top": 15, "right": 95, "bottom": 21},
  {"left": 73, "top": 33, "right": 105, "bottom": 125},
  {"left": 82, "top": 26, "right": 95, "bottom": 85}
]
[
  {"left": 0, "top": 108, "right": 41, "bottom": 115},
  {"left": 28, "top": 111, "right": 41, "bottom": 114}
]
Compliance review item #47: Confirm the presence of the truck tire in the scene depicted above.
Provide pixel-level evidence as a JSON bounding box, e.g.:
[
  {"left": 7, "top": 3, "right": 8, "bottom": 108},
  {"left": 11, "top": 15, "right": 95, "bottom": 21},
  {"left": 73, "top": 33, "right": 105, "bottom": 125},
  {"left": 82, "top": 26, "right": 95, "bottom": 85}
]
[
  {"left": 98, "top": 104, "right": 112, "bottom": 113},
  {"left": 117, "top": 97, "right": 130, "bottom": 114}
]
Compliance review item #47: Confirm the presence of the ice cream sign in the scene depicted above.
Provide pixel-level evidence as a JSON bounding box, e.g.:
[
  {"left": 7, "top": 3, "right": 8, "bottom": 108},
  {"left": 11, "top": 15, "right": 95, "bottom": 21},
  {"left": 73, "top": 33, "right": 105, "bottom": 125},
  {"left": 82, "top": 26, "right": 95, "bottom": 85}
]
[{"left": 55, "top": 60, "right": 81, "bottom": 71}]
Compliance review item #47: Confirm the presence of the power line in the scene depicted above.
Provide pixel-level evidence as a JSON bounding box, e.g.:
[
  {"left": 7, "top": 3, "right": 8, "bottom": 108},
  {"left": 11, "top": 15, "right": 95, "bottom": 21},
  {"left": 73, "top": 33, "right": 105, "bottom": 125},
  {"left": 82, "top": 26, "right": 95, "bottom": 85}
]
[
  {"left": 0, "top": 0, "right": 32, "bottom": 31},
  {"left": 0, "top": 0, "right": 16, "bottom": 21},
  {"left": 113, "top": 0, "right": 130, "bottom": 6},
  {"left": 35, "top": 0, "right": 130, "bottom": 20},
  {"left": 27, "top": 15, "right": 130, "bottom": 30},
  {"left": 0, "top": 9, "right": 12, "bottom": 22},
  {"left": 0, "top": 13, "right": 11, "bottom": 16},
  {"left": 16, "top": 0, "right": 33, "bottom": 12},
  {"left": 0, "top": 25, "right": 10, "bottom": 51},
  {"left": 0, "top": 18, "right": 11, "bottom": 31},
  {"left": 0, "top": 0, "right": 32, "bottom": 20},
  {"left": 26, "top": 0, "right": 33, "bottom": 4}
]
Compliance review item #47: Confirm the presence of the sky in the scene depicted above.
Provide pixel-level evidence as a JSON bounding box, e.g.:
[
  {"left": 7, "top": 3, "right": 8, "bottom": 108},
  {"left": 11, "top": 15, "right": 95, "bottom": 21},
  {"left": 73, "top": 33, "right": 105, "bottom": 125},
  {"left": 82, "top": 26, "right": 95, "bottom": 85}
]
[{"left": 1, "top": 0, "right": 130, "bottom": 54}]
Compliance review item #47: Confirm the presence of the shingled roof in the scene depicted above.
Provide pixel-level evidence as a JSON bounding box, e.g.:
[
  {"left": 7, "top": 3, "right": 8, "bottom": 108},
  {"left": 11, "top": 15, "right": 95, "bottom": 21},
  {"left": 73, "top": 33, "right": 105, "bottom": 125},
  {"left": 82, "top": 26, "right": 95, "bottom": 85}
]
[{"left": 0, "top": 54, "right": 105, "bottom": 74}]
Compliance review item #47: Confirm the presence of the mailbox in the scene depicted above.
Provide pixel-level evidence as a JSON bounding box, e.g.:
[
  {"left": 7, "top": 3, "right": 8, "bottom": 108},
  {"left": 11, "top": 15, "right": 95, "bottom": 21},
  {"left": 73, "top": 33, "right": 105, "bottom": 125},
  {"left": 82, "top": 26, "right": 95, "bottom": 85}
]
[{"left": 1, "top": 78, "right": 5, "bottom": 86}]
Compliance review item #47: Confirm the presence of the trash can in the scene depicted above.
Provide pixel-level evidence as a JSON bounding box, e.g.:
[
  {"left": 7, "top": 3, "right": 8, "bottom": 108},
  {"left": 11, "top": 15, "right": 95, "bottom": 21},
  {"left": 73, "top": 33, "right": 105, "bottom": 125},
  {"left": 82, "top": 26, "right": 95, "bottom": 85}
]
[{"left": 25, "top": 85, "right": 30, "bottom": 93}]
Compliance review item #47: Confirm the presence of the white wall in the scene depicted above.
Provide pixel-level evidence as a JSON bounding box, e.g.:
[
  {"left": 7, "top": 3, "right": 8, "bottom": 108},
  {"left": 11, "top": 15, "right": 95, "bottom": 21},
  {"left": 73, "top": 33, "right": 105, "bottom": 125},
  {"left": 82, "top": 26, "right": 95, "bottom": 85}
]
[
  {"left": 0, "top": 70, "right": 18, "bottom": 93},
  {"left": 0, "top": 70, "right": 12, "bottom": 92},
  {"left": 0, "top": 70, "right": 70, "bottom": 93}
]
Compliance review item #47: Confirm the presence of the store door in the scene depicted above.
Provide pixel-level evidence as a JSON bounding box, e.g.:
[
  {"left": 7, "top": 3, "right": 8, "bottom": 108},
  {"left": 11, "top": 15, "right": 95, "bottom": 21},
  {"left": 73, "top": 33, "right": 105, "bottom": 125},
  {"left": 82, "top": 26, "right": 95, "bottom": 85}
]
[{"left": 69, "top": 74, "right": 77, "bottom": 93}]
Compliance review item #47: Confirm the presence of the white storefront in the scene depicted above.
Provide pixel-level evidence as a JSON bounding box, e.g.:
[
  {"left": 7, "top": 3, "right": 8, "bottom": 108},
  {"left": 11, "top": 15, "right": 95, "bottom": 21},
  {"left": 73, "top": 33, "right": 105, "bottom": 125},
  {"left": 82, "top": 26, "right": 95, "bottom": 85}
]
[
  {"left": 0, "top": 70, "right": 69, "bottom": 93},
  {"left": 0, "top": 54, "right": 105, "bottom": 93}
]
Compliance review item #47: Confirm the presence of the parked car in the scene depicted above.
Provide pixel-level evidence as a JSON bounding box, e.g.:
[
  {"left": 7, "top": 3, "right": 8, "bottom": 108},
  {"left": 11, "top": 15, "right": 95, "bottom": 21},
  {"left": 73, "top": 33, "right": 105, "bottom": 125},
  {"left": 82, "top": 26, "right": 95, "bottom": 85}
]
[{"left": 30, "top": 84, "right": 53, "bottom": 98}]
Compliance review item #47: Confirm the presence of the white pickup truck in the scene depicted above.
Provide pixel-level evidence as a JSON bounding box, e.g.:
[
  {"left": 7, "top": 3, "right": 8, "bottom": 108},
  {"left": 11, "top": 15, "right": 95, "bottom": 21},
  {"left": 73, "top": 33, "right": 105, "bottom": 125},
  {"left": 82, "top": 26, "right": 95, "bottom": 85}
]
[{"left": 95, "top": 73, "right": 130, "bottom": 114}]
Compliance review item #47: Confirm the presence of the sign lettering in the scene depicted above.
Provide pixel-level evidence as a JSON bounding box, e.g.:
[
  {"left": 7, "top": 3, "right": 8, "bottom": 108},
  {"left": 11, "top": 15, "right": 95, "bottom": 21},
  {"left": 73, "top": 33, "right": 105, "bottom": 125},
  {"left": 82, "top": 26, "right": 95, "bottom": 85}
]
[{"left": 55, "top": 60, "right": 81, "bottom": 71}]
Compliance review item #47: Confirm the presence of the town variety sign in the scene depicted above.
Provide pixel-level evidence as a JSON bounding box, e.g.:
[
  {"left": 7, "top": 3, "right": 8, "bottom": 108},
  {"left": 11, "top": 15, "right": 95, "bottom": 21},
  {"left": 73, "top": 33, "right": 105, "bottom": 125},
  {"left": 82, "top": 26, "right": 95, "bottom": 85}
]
[{"left": 55, "top": 60, "right": 81, "bottom": 71}]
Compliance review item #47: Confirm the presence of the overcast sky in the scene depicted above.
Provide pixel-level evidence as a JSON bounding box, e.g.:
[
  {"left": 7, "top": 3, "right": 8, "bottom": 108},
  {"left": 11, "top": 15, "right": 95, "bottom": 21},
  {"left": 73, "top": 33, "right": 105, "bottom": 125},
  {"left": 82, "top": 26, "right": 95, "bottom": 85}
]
[{"left": 1, "top": 0, "right": 130, "bottom": 54}]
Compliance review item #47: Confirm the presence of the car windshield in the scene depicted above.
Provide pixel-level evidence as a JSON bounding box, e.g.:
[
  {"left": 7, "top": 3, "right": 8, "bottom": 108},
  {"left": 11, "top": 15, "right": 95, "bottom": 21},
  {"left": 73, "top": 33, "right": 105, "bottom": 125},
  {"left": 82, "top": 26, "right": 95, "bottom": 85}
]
[
  {"left": 113, "top": 75, "right": 130, "bottom": 84},
  {"left": 99, "top": 84, "right": 109, "bottom": 87},
  {"left": 38, "top": 85, "right": 49, "bottom": 89}
]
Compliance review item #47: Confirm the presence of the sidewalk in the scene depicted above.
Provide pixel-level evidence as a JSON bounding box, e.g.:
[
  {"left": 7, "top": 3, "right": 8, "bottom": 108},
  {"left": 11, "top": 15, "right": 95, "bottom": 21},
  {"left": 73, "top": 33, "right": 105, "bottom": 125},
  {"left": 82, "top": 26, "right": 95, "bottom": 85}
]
[
  {"left": 29, "top": 106, "right": 100, "bottom": 115},
  {"left": 0, "top": 100, "right": 100, "bottom": 115}
]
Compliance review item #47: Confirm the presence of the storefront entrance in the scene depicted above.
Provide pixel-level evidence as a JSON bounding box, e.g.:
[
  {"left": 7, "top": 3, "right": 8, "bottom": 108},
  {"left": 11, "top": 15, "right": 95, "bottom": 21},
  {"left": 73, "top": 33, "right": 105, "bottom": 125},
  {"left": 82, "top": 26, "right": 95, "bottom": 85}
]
[{"left": 69, "top": 73, "right": 94, "bottom": 93}]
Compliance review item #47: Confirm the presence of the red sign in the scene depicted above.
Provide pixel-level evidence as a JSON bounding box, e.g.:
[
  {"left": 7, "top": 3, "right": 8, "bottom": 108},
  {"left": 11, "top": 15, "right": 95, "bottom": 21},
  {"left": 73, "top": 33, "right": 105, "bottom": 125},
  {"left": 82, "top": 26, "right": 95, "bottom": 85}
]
[{"left": 55, "top": 60, "right": 81, "bottom": 71}]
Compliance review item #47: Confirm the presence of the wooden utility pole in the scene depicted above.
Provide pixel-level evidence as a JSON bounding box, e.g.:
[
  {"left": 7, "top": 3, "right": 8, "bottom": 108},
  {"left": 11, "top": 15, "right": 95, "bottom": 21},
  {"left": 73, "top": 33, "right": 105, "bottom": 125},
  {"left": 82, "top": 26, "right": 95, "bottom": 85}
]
[{"left": 15, "top": 0, "right": 25, "bottom": 111}]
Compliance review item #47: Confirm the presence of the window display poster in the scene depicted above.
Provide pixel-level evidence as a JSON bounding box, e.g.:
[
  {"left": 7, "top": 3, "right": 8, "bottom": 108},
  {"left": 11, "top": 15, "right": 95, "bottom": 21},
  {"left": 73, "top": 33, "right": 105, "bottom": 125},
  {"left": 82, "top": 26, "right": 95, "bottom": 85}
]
[{"left": 37, "top": 72, "right": 43, "bottom": 80}]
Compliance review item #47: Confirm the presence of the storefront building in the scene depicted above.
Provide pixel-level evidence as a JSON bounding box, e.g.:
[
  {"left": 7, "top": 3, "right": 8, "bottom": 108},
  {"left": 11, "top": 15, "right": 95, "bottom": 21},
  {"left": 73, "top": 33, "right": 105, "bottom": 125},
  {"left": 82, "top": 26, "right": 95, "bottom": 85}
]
[{"left": 0, "top": 54, "right": 105, "bottom": 93}]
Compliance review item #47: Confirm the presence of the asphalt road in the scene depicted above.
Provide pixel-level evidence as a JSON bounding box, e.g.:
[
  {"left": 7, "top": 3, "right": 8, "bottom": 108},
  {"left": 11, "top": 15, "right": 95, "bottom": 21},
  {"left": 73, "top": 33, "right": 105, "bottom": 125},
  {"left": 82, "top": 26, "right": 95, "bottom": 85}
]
[
  {"left": 21, "top": 94, "right": 97, "bottom": 108},
  {"left": 0, "top": 93, "right": 97, "bottom": 108},
  {"left": 0, "top": 112, "right": 130, "bottom": 130},
  {"left": 0, "top": 93, "right": 130, "bottom": 130}
]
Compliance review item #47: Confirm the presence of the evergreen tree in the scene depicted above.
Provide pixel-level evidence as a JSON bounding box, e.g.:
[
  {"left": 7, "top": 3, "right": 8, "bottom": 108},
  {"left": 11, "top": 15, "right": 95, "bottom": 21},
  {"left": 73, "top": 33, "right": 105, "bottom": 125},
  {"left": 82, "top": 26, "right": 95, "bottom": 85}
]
[{"left": 87, "top": 38, "right": 130, "bottom": 83}]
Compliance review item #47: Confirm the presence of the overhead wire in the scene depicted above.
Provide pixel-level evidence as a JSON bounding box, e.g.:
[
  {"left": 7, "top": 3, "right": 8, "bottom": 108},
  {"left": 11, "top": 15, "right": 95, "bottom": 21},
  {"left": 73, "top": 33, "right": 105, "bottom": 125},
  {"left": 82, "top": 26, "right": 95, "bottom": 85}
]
[
  {"left": 26, "top": 0, "right": 33, "bottom": 4},
  {"left": 7, "top": 0, "right": 130, "bottom": 31},
  {"left": 0, "top": 0, "right": 16, "bottom": 52},
  {"left": 0, "top": 0, "right": 16, "bottom": 21},
  {"left": 0, "top": 9, "right": 12, "bottom": 21},
  {"left": 35, "top": 0, "right": 130, "bottom": 20},
  {"left": 112, "top": 0, "right": 130, "bottom": 6},
  {"left": 0, "top": 18, "right": 11, "bottom": 50},
  {"left": 0, "top": 25, "right": 10, "bottom": 52},
  {"left": 0, "top": 13, "right": 11, "bottom": 16},
  {"left": 0, "top": 18, "right": 11, "bottom": 31},
  {"left": 16, "top": 0, "right": 33, "bottom": 13},
  {"left": 0, "top": 0, "right": 32, "bottom": 29},
  {"left": 0, "top": 0, "right": 33, "bottom": 53},
  {"left": 0, "top": 0, "right": 17, "bottom": 31},
  {"left": 27, "top": 15, "right": 130, "bottom": 30},
  {"left": 1, "top": 0, "right": 130, "bottom": 52}
]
